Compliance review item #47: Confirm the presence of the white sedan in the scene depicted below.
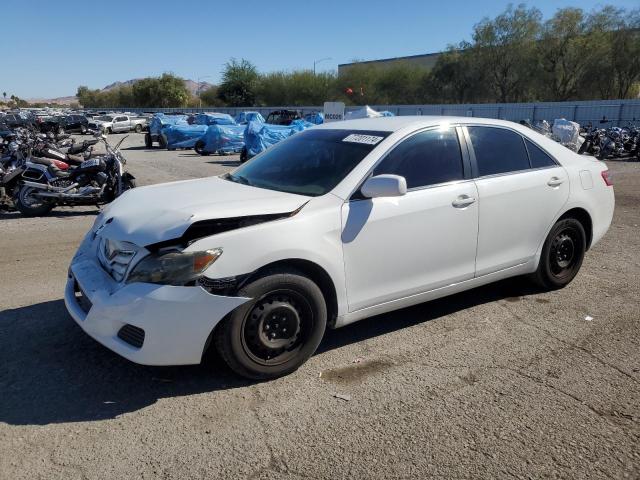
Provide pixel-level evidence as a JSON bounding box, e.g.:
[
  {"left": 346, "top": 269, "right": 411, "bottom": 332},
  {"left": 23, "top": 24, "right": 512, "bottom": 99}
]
[{"left": 65, "top": 116, "right": 614, "bottom": 379}]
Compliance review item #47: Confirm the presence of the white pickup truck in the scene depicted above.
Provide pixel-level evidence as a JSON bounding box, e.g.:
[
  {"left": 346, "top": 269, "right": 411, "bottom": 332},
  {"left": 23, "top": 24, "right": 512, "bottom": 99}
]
[{"left": 87, "top": 115, "right": 148, "bottom": 134}]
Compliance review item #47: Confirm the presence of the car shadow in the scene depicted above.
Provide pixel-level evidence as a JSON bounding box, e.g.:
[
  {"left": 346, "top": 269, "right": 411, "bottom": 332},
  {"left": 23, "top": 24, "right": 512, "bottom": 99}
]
[
  {"left": 0, "top": 209, "right": 99, "bottom": 220},
  {"left": 206, "top": 160, "right": 242, "bottom": 167},
  {"left": 0, "top": 278, "right": 540, "bottom": 426}
]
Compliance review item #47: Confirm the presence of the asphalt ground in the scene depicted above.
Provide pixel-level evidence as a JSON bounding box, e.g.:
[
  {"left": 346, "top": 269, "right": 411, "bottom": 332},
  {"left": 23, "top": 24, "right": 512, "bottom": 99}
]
[{"left": 0, "top": 133, "right": 638, "bottom": 479}]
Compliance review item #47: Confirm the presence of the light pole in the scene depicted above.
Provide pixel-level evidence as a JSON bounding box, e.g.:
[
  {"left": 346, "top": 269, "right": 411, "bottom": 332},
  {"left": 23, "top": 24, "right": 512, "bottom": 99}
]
[
  {"left": 197, "top": 75, "right": 212, "bottom": 109},
  {"left": 313, "top": 57, "right": 332, "bottom": 75}
]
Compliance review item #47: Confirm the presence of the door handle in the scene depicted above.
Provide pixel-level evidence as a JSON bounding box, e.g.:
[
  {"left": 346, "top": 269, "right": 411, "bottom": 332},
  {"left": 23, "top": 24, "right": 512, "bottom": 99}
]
[
  {"left": 452, "top": 195, "right": 476, "bottom": 208},
  {"left": 547, "top": 177, "right": 564, "bottom": 187}
]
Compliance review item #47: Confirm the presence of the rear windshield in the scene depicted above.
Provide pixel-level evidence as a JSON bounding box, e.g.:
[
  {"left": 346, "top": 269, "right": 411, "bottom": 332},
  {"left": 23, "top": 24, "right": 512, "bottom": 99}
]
[
  {"left": 96, "top": 116, "right": 114, "bottom": 121},
  {"left": 225, "top": 129, "right": 389, "bottom": 197}
]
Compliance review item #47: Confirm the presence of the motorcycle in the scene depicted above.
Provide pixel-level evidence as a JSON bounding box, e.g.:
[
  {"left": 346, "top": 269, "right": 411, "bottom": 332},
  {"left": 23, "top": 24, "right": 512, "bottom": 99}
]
[{"left": 13, "top": 133, "right": 136, "bottom": 217}]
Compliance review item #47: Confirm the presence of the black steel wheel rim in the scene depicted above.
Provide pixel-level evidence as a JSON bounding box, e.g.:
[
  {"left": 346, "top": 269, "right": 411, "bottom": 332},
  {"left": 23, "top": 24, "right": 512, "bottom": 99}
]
[
  {"left": 549, "top": 226, "right": 581, "bottom": 279},
  {"left": 241, "top": 289, "right": 314, "bottom": 366}
]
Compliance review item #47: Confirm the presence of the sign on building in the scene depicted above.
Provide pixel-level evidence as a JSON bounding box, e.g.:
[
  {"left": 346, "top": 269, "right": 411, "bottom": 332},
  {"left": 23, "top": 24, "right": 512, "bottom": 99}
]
[{"left": 324, "top": 102, "right": 345, "bottom": 123}]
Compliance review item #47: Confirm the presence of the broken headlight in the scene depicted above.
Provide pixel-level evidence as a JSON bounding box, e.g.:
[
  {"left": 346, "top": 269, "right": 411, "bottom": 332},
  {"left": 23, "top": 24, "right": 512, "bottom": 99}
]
[{"left": 126, "top": 248, "right": 223, "bottom": 286}]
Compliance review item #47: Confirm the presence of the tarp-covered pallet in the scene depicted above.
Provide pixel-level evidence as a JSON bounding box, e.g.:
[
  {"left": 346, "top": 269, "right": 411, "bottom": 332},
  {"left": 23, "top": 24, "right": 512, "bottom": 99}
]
[
  {"left": 195, "top": 125, "right": 246, "bottom": 155},
  {"left": 243, "top": 120, "right": 314, "bottom": 160}
]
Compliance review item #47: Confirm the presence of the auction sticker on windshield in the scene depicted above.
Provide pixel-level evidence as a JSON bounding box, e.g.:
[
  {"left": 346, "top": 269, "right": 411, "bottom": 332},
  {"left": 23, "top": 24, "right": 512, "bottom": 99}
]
[{"left": 342, "top": 134, "right": 384, "bottom": 145}]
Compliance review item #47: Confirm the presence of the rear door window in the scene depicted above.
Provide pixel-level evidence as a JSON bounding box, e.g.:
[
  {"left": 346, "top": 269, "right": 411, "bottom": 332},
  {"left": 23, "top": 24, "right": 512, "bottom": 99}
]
[
  {"left": 468, "top": 126, "right": 530, "bottom": 176},
  {"left": 524, "top": 138, "right": 557, "bottom": 168},
  {"left": 373, "top": 127, "right": 464, "bottom": 189}
]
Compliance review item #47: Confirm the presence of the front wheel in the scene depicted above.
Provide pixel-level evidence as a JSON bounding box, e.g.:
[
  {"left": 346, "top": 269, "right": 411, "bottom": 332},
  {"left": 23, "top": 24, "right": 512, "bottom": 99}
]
[
  {"left": 15, "top": 185, "right": 54, "bottom": 217},
  {"left": 532, "top": 218, "right": 586, "bottom": 290},
  {"left": 215, "top": 269, "right": 327, "bottom": 380}
]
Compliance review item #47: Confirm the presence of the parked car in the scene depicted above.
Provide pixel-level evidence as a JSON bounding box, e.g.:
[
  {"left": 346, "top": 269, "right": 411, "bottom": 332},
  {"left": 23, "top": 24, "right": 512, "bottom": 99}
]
[
  {"left": 2, "top": 112, "right": 35, "bottom": 129},
  {"left": 265, "top": 109, "right": 302, "bottom": 125},
  {"left": 87, "top": 114, "right": 148, "bottom": 134},
  {"left": 65, "top": 116, "right": 614, "bottom": 380},
  {"left": 37, "top": 114, "right": 89, "bottom": 134}
]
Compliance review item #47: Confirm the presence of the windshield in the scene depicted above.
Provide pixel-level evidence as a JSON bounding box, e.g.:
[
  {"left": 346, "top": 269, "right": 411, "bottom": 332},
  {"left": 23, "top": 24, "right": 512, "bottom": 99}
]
[
  {"left": 97, "top": 115, "right": 114, "bottom": 122},
  {"left": 225, "top": 129, "right": 389, "bottom": 197}
]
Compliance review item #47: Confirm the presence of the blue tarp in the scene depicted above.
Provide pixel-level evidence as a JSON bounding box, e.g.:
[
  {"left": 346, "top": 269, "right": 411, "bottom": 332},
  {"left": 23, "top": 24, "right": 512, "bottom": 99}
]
[
  {"left": 200, "top": 124, "right": 246, "bottom": 154},
  {"left": 194, "top": 113, "right": 236, "bottom": 126},
  {"left": 149, "top": 114, "right": 188, "bottom": 136},
  {"left": 244, "top": 119, "right": 314, "bottom": 158},
  {"left": 163, "top": 124, "right": 209, "bottom": 149},
  {"left": 304, "top": 112, "right": 324, "bottom": 124},
  {"left": 234, "top": 111, "right": 265, "bottom": 125}
]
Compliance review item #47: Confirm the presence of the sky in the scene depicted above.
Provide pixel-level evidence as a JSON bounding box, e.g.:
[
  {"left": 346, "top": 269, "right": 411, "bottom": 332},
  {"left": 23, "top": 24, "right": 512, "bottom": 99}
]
[{"left": 3, "top": 0, "right": 638, "bottom": 99}]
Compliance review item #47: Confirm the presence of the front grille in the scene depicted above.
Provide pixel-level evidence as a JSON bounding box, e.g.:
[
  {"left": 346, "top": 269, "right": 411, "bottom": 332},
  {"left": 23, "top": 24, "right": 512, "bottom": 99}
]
[
  {"left": 117, "top": 324, "right": 145, "bottom": 348},
  {"left": 97, "top": 237, "right": 139, "bottom": 282}
]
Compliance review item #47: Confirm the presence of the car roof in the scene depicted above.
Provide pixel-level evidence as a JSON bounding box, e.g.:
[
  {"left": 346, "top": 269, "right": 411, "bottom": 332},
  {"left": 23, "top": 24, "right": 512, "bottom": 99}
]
[{"left": 315, "top": 115, "right": 524, "bottom": 132}]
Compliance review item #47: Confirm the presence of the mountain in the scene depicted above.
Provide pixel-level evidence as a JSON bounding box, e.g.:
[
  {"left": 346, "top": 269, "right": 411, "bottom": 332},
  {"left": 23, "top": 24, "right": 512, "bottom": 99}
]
[{"left": 27, "top": 78, "right": 215, "bottom": 105}]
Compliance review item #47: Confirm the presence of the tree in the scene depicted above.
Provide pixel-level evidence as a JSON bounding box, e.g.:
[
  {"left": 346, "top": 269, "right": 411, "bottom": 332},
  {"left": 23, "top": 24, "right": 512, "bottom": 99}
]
[
  {"left": 256, "top": 70, "right": 337, "bottom": 106},
  {"left": 199, "top": 86, "right": 223, "bottom": 107},
  {"left": 537, "top": 8, "right": 591, "bottom": 101},
  {"left": 217, "top": 58, "right": 259, "bottom": 106},
  {"left": 424, "top": 43, "right": 488, "bottom": 103},
  {"left": 609, "top": 9, "right": 640, "bottom": 98},
  {"left": 472, "top": 4, "right": 542, "bottom": 102},
  {"left": 132, "top": 73, "right": 190, "bottom": 108}
]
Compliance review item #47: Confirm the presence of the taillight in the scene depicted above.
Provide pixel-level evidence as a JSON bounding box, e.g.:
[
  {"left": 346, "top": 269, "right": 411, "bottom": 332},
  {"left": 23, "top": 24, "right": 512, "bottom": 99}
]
[{"left": 601, "top": 170, "right": 613, "bottom": 186}]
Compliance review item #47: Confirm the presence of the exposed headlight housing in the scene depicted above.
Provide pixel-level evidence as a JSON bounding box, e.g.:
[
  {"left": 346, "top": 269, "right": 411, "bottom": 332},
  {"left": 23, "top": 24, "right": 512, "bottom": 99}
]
[{"left": 126, "top": 248, "right": 222, "bottom": 286}]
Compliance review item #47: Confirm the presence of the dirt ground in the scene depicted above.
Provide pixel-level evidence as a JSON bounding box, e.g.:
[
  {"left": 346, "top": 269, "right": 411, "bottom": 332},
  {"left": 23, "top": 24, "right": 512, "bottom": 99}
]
[{"left": 0, "top": 133, "right": 638, "bottom": 479}]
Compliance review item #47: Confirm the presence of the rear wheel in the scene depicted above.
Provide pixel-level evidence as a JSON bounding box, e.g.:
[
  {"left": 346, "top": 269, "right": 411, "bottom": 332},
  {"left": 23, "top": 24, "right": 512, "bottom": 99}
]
[
  {"left": 144, "top": 133, "right": 152, "bottom": 148},
  {"left": 215, "top": 268, "right": 327, "bottom": 380},
  {"left": 15, "top": 185, "right": 54, "bottom": 217},
  {"left": 532, "top": 218, "right": 586, "bottom": 290},
  {"left": 158, "top": 134, "right": 167, "bottom": 149},
  {"left": 194, "top": 140, "right": 209, "bottom": 156}
]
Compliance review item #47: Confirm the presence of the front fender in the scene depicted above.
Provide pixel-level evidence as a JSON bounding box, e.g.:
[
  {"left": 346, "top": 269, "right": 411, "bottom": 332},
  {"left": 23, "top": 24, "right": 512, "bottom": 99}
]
[{"left": 188, "top": 194, "right": 349, "bottom": 316}]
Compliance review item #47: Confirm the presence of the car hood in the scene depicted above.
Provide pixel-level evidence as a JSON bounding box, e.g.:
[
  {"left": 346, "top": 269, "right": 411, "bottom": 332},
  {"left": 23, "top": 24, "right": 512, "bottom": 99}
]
[{"left": 96, "top": 176, "right": 309, "bottom": 246}]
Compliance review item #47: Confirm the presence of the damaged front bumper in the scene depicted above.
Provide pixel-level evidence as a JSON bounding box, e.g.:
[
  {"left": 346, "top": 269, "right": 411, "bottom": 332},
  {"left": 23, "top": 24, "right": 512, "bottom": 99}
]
[{"left": 64, "top": 233, "right": 250, "bottom": 366}]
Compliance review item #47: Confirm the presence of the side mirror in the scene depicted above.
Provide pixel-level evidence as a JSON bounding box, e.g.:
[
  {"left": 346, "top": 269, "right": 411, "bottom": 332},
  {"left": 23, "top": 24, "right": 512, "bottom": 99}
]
[{"left": 361, "top": 174, "right": 407, "bottom": 199}]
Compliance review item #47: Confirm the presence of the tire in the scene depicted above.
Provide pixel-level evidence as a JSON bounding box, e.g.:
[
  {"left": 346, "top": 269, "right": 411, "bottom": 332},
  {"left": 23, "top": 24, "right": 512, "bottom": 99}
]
[
  {"left": 158, "top": 134, "right": 167, "bottom": 149},
  {"left": 121, "top": 173, "right": 136, "bottom": 192},
  {"left": 57, "top": 127, "right": 65, "bottom": 135},
  {"left": 215, "top": 268, "right": 327, "bottom": 380},
  {"left": 144, "top": 133, "right": 152, "bottom": 149},
  {"left": 532, "top": 218, "right": 586, "bottom": 290},
  {"left": 135, "top": 124, "right": 142, "bottom": 133},
  {"left": 14, "top": 185, "right": 54, "bottom": 217},
  {"left": 80, "top": 125, "right": 87, "bottom": 134},
  {"left": 577, "top": 140, "right": 589, "bottom": 155},
  {"left": 240, "top": 147, "right": 248, "bottom": 163},
  {"left": 194, "top": 140, "right": 209, "bottom": 156}
]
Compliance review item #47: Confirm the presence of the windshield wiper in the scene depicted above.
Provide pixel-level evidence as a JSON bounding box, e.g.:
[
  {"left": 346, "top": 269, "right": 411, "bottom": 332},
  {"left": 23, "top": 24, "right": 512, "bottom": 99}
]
[{"left": 227, "top": 173, "right": 252, "bottom": 186}]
